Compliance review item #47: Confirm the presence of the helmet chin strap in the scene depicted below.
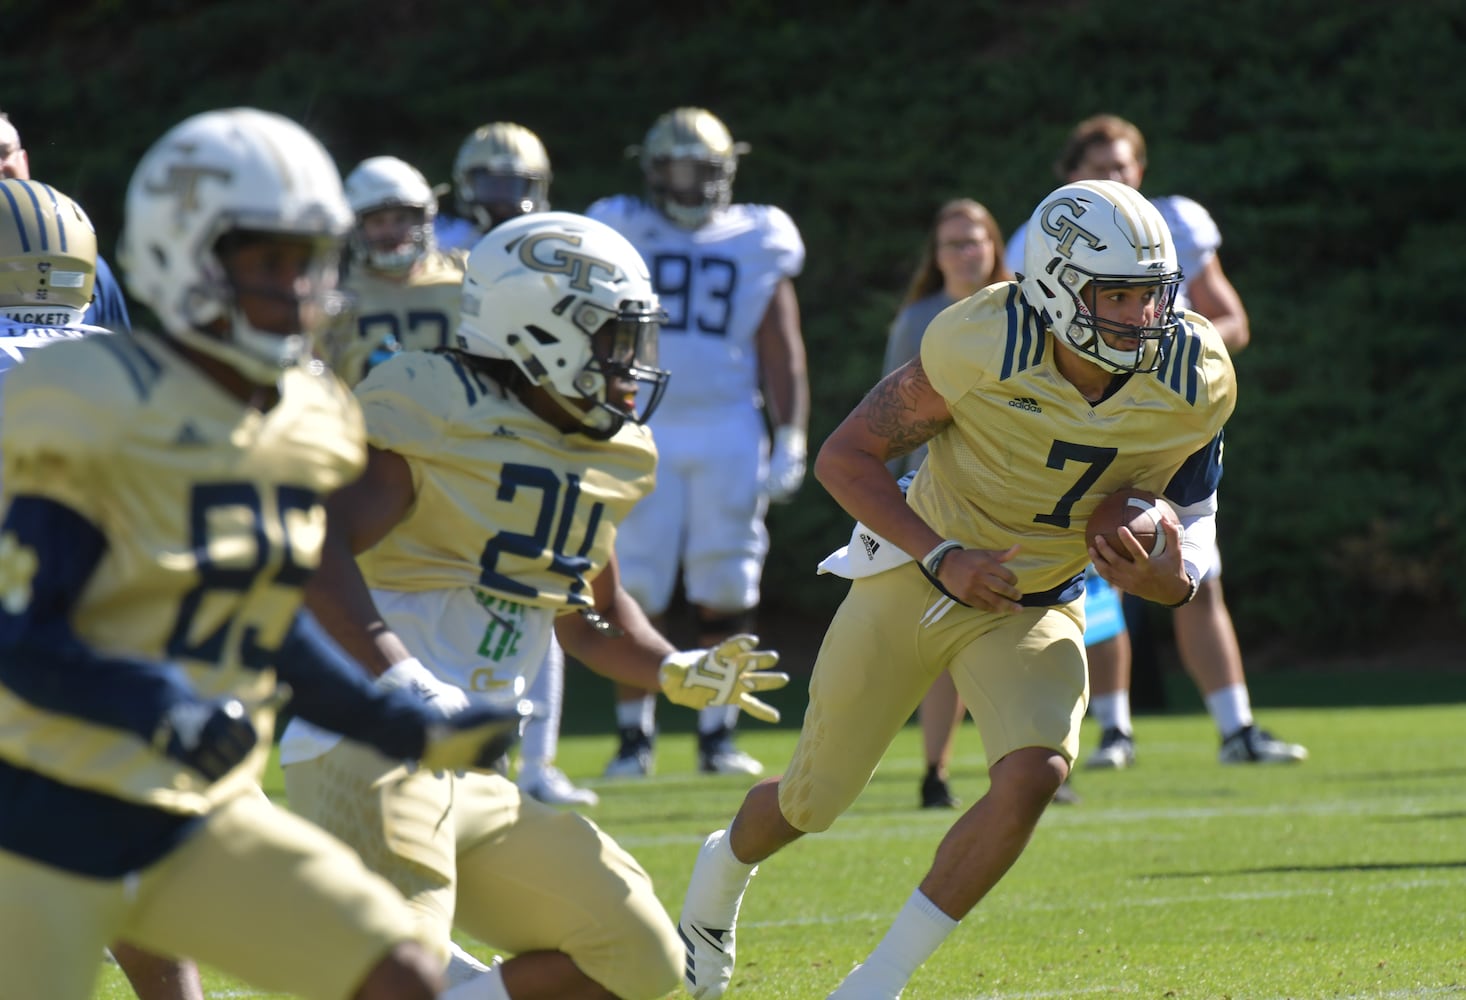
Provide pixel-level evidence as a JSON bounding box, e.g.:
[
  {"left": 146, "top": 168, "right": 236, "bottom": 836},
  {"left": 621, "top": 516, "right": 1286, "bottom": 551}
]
[{"left": 540, "top": 382, "right": 622, "bottom": 440}]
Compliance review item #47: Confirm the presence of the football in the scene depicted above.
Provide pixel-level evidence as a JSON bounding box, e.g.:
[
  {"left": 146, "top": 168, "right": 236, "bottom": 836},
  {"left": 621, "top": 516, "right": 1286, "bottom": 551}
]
[{"left": 1085, "top": 487, "right": 1180, "bottom": 561}]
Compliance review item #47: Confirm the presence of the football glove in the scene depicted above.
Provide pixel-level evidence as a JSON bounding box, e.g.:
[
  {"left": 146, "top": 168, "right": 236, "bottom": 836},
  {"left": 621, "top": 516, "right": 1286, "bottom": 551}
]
[
  {"left": 376, "top": 657, "right": 471, "bottom": 717},
  {"left": 153, "top": 695, "right": 259, "bottom": 782},
  {"left": 766, "top": 426, "right": 807, "bottom": 504},
  {"left": 418, "top": 696, "right": 533, "bottom": 773},
  {"left": 659, "top": 633, "right": 790, "bottom": 724}
]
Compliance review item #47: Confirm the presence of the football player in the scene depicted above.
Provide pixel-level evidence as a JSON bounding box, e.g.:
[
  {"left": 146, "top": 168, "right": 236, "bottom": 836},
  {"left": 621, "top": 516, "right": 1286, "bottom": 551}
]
[
  {"left": 1004, "top": 113, "right": 1306, "bottom": 768},
  {"left": 278, "top": 210, "right": 789, "bottom": 1000},
  {"left": 587, "top": 106, "right": 809, "bottom": 778},
  {"left": 0, "top": 175, "right": 206, "bottom": 1000},
  {"left": 335, "top": 151, "right": 599, "bottom": 821},
  {"left": 434, "top": 121, "right": 552, "bottom": 252},
  {"left": 318, "top": 155, "right": 468, "bottom": 385},
  {"left": 877, "top": 198, "right": 1027, "bottom": 809},
  {"left": 0, "top": 107, "right": 529, "bottom": 1000},
  {"left": 680, "top": 180, "right": 1236, "bottom": 999},
  {"left": 0, "top": 107, "right": 130, "bottom": 332}
]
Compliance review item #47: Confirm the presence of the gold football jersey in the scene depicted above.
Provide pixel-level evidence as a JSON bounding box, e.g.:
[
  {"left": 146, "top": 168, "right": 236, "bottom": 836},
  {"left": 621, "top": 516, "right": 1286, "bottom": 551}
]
[
  {"left": 0, "top": 329, "right": 366, "bottom": 813},
  {"left": 354, "top": 351, "right": 658, "bottom": 610},
  {"left": 320, "top": 249, "right": 467, "bottom": 385},
  {"left": 909, "top": 283, "right": 1235, "bottom": 599}
]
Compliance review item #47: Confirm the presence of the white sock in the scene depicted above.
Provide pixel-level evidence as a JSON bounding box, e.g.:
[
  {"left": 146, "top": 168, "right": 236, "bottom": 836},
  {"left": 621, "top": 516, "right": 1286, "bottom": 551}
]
[
  {"left": 852, "top": 890, "right": 957, "bottom": 992},
  {"left": 685, "top": 829, "right": 757, "bottom": 906},
  {"left": 616, "top": 694, "right": 656, "bottom": 734},
  {"left": 438, "top": 961, "right": 510, "bottom": 1000},
  {"left": 1089, "top": 691, "right": 1132, "bottom": 735},
  {"left": 519, "top": 639, "right": 565, "bottom": 776},
  {"left": 441, "top": 942, "right": 504, "bottom": 997},
  {"left": 1205, "top": 683, "right": 1253, "bottom": 737},
  {"left": 698, "top": 704, "right": 736, "bottom": 735}
]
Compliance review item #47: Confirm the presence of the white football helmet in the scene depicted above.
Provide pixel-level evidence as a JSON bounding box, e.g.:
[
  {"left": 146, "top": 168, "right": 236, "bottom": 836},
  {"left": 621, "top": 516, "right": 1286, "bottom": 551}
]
[
  {"left": 118, "top": 107, "right": 353, "bottom": 384},
  {"left": 637, "top": 107, "right": 749, "bottom": 229},
  {"left": 456, "top": 211, "right": 669, "bottom": 439},
  {"left": 452, "top": 123, "right": 552, "bottom": 233},
  {"left": 1020, "top": 179, "right": 1182, "bottom": 374},
  {"left": 344, "top": 155, "right": 436, "bottom": 275},
  {"left": 0, "top": 179, "right": 97, "bottom": 325}
]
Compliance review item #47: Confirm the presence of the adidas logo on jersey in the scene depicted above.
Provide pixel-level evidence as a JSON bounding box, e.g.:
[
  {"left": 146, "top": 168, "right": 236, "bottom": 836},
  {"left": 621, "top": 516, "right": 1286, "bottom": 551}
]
[
  {"left": 1008, "top": 396, "right": 1042, "bottom": 413},
  {"left": 174, "top": 422, "right": 209, "bottom": 446},
  {"left": 492, "top": 425, "right": 518, "bottom": 439},
  {"left": 859, "top": 532, "right": 880, "bottom": 560}
]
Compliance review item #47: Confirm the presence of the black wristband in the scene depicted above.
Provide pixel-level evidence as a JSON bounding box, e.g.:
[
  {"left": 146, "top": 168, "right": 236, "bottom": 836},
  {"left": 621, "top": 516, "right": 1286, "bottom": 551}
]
[
  {"left": 921, "top": 540, "right": 964, "bottom": 578},
  {"left": 1162, "top": 572, "right": 1200, "bottom": 608}
]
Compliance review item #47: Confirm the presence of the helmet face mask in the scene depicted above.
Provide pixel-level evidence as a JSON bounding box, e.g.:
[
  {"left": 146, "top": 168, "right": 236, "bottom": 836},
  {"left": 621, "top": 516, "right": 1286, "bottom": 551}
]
[
  {"left": 0, "top": 179, "right": 98, "bottom": 325},
  {"left": 453, "top": 124, "right": 552, "bottom": 233},
  {"left": 345, "top": 156, "right": 436, "bottom": 275},
  {"left": 119, "top": 107, "right": 353, "bottom": 384},
  {"left": 639, "top": 107, "right": 747, "bottom": 229},
  {"left": 456, "top": 211, "right": 669, "bottom": 439},
  {"left": 1020, "top": 179, "right": 1183, "bottom": 375}
]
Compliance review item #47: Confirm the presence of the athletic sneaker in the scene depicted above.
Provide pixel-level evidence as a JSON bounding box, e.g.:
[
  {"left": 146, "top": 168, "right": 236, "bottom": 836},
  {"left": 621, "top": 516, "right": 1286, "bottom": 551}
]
[
  {"left": 603, "top": 726, "right": 655, "bottom": 778},
  {"left": 1219, "top": 724, "right": 1309, "bottom": 764},
  {"left": 680, "top": 830, "right": 755, "bottom": 999},
  {"left": 1052, "top": 777, "right": 1081, "bottom": 805},
  {"left": 698, "top": 726, "right": 764, "bottom": 775},
  {"left": 1085, "top": 727, "right": 1137, "bottom": 770},
  {"left": 920, "top": 767, "right": 959, "bottom": 809},
  {"left": 518, "top": 763, "right": 600, "bottom": 807},
  {"left": 826, "top": 961, "right": 905, "bottom": 998}
]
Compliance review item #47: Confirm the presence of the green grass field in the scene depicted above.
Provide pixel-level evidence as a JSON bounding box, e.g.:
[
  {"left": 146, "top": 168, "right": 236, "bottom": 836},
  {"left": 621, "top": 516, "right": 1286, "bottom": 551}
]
[{"left": 91, "top": 697, "right": 1466, "bottom": 999}]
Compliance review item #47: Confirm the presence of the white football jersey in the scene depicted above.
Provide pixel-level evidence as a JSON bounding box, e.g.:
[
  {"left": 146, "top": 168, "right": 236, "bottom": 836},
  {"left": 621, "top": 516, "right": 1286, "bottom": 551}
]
[{"left": 585, "top": 195, "right": 804, "bottom": 422}]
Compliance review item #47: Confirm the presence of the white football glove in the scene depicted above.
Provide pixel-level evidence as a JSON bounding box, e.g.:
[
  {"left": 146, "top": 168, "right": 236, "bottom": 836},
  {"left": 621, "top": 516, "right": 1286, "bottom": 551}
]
[
  {"left": 377, "top": 657, "right": 471, "bottom": 718},
  {"left": 766, "top": 426, "right": 807, "bottom": 504},
  {"left": 658, "top": 633, "right": 790, "bottom": 724}
]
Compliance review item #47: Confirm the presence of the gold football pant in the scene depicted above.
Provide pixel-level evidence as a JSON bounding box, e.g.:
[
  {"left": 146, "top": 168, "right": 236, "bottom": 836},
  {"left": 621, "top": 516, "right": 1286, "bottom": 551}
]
[
  {"left": 779, "top": 564, "right": 1088, "bottom": 833},
  {"left": 285, "top": 741, "right": 681, "bottom": 1000}
]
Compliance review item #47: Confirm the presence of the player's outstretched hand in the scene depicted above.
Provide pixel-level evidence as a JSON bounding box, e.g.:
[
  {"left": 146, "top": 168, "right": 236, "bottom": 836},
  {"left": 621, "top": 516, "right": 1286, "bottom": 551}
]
[
  {"left": 659, "top": 633, "right": 790, "bottom": 724},
  {"left": 419, "top": 696, "right": 533, "bottom": 773},
  {"left": 153, "top": 695, "right": 259, "bottom": 781}
]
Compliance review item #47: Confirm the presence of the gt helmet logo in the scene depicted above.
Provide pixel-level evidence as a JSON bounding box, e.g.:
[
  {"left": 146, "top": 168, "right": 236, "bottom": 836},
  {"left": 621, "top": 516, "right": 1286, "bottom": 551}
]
[
  {"left": 515, "top": 231, "right": 622, "bottom": 293},
  {"left": 1039, "top": 197, "right": 1106, "bottom": 260}
]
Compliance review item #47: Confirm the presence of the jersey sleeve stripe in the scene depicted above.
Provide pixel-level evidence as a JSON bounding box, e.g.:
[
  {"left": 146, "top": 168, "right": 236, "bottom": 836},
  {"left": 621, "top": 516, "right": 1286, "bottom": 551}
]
[
  {"left": 1158, "top": 321, "right": 1202, "bottom": 405},
  {"left": 444, "top": 352, "right": 482, "bottom": 406},
  {"left": 1000, "top": 286, "right": 1046, "bottom": 381},
  {"left": 97, "top": 333, "right": 163, "bottom": 399}
]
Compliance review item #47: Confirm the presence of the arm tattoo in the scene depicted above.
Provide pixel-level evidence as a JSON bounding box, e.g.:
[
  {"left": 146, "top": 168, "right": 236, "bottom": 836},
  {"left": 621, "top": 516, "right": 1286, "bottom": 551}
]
[{"left": 863, "top": 361, "right": 949, "bottom": 459}]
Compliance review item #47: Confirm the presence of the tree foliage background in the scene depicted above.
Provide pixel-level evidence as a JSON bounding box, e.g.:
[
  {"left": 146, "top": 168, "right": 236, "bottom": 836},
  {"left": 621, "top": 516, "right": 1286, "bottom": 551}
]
[{"left": 8, "top": 0, "right": 1464, "bottom": 659}]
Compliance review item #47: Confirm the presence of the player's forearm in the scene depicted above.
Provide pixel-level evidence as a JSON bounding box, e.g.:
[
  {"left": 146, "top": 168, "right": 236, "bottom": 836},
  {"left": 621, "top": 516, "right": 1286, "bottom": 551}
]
[
  {"left": 815, "top": 435, "right": 945, "bottom": 561},
  {"left": 555, "top": 592, "right": 674, "bottom": 694},
  {"left": 304, "top": 538, "right": 406, "bottom": 677}
]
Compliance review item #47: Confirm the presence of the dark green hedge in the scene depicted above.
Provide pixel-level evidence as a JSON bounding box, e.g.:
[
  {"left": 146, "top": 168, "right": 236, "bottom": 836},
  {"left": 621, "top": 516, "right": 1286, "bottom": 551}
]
[{"left": 9, "top": 0, "right": 1464, "bottom": 655}]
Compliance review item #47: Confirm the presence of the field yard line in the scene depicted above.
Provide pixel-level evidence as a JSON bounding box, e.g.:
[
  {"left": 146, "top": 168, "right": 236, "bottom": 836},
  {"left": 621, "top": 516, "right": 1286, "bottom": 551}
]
[
  {"left": 613, "top": 795, "right": 1450, "bottom": 848},
  {"left": 745, "top": 869, "right": 1466, "bottom": 930}
]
